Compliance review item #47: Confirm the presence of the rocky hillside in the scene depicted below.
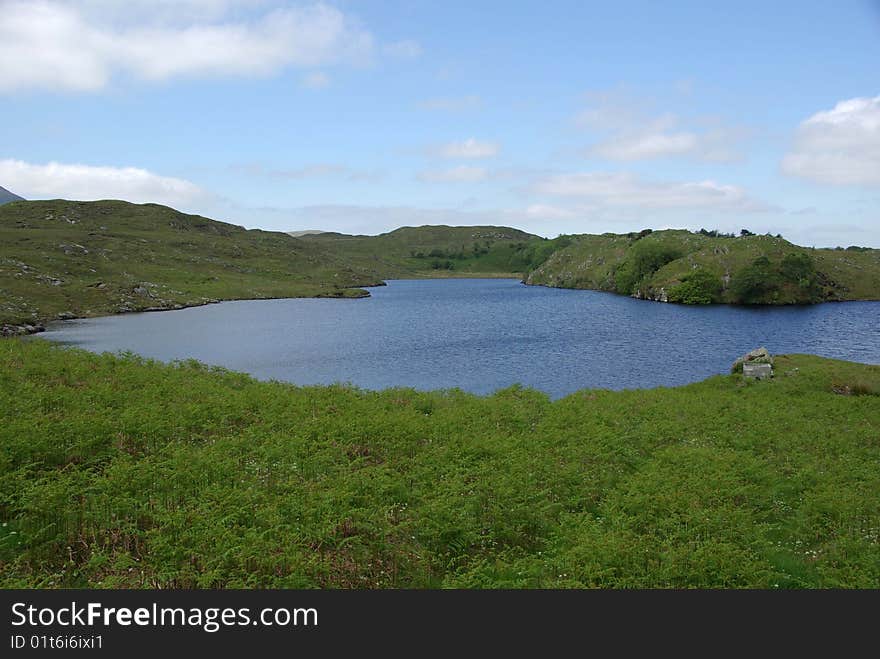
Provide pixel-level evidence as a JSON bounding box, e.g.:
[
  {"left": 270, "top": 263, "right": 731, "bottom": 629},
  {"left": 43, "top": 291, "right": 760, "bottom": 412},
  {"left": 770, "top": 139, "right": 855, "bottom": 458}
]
[
  {"left": 0, "top": 200, "right": 386, "bottom": 331},
  {"left": 525, "top": 229, "right": 880, "bottom": 305}
]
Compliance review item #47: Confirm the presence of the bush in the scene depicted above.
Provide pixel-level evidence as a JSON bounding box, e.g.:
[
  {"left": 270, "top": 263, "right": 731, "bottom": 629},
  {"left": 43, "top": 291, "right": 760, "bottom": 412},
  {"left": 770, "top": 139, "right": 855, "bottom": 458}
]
[
  {"left": 667, "top": 269, "right": 723, "bottom": 304},
  {"left": 730, "top": 258, "right": 778, "bottom": 303},
  {"left": 780, "top": 252, "right": 814, "bottom": 282},
  {"left": 731, "top": 252, "right": 820, "bottom": 304}
]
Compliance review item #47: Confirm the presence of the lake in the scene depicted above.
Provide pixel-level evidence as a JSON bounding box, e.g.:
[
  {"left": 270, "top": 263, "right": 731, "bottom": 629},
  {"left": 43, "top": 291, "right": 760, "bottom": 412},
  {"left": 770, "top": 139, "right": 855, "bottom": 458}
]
[{"left": 36, "top": 278, "right": 880, "bottom": 398}]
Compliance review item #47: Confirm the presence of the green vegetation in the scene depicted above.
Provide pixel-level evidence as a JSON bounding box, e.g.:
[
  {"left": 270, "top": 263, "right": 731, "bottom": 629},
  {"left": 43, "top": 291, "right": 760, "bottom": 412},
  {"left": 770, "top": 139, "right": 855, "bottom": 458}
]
[
  {"left": 0, "top": 200, "right": 387, "bottom": 328},
  {"left": 730, "top": 253, "right": 822, "bottom": 304},
  {"left": 1, "top": 339, "right": 878, "bottom": 588},
  {"left": 0, "top": 200, "right": 563, "bottom": 328},
  {"left": 614, "top": 241, "right": 683, "bottom": 296},
  {"left": 299, "top": 225, "right": 550, "bottom": 278},
  {"left": 667, "top": 269, "right": 724, "bottom": 305},
  {"left": 525, "top": 229, "right": 880, "bottom": 304},
  {"left": 5, "top": 199, "right": 876, "bottom": 328}
]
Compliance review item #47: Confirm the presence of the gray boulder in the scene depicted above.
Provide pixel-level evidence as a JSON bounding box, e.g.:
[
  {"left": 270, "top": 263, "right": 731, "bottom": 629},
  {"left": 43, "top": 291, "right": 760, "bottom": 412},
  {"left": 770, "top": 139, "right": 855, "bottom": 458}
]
[
  {"left": 732, "top": 347, "right": 774, "bottom": 373},
  {"left": 743, "top": 362, "right": 773, "bottom": 380}
]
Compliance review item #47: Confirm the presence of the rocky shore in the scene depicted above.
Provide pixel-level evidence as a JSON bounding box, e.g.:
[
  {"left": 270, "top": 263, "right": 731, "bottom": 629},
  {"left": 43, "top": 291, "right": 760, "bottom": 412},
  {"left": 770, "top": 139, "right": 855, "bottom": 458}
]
[{"left": 0, "top": 323, "right": 45, "bottom": 337}]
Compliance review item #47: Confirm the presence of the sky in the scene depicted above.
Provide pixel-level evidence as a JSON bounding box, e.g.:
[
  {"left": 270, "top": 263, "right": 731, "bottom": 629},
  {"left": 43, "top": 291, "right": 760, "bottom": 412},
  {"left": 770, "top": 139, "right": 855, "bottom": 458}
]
[{"left": 1, "top": 0, "right": 879, "bottom": 246}]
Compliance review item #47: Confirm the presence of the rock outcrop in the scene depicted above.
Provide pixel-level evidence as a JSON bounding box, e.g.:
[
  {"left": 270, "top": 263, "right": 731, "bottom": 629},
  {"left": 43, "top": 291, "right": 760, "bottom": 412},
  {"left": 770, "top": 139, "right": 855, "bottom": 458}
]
[
  {"left": 1, "top": 323, "right": 45, "bottom": 337},
  {"left": 732, "top": 347, "right": 774, "bottom": 374}
]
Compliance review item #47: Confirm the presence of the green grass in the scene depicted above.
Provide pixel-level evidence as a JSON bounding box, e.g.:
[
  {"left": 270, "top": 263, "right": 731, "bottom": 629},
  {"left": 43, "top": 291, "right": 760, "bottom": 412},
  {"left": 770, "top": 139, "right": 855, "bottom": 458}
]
[
  {"left": 0, "top": 200, "right": 387, "bottom": 327},
  {"left": 525, "top": 229, "right": 880, "bottom": 304},
  {"left": 1, "top": 339, "right": 878, "bottom": 588}
]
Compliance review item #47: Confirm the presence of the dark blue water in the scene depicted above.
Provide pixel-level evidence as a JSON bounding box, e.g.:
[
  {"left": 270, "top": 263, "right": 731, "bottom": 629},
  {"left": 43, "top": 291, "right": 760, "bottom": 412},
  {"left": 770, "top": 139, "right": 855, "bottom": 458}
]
[{"left": 37, "top": 278, "right": 880, "bottom": 398}]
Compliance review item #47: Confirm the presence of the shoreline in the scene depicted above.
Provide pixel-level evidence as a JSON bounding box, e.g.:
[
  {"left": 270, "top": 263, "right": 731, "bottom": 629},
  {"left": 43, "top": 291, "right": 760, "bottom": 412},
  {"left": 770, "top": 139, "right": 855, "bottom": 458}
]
[
  {"left": 521, "top": 279, "right": 880, "bottom": 307},
  {"left": 1, "top": 275, "right": 524, "bottom": 335},
  {"left": 0, "top": 285, "right": 381, "bottom": 337},
  {"left": 11, "top": 336, "right": 879, "bottom": 398},
  {"left": 5, "top": 274, "right": 880, "bottom": 339}
]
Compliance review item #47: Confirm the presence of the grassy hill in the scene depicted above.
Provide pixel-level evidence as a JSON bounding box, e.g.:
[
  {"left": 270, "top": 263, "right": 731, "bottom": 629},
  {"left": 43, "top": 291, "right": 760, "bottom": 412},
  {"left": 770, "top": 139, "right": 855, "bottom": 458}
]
[
  {"left": 1, "top": 339, "right": 878, "bottom": 588},
  {"left": 0, "top": 200, "right": 565, "bottom": 330},
  {"left": 525, "top": 229, "right": 880, "bottom": 304},
  {"left": 0, "top": 200, "right": 387, "bottom": 329},
  {"left": 299, "top": 225, "right": 563, "bottom": 278}
]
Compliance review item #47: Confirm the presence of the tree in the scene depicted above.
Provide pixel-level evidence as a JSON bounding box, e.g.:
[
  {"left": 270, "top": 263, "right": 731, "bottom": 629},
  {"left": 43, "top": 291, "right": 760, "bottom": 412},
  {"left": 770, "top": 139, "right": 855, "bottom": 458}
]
[
  {"left": 780, "top": 252, "right": 814, "bottom": 283},
  {"left": 730, "top": 252, "right": 820, "bottom": 304},
  {"left": 730, "top": 257, "right": 777, "bottom": 303}
]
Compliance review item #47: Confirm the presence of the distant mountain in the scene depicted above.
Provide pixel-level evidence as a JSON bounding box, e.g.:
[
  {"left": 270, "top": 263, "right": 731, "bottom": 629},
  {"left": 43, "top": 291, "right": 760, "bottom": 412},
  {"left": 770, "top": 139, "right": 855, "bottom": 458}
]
[
  {"left": 0, "top": 186, "right": 24, "bottom": 205},
  {"left": 287, "top": 230, "right": 327, "bottom": 237},
  {"left": 298, "top": 224, "right": 548, "bottom": 277}
]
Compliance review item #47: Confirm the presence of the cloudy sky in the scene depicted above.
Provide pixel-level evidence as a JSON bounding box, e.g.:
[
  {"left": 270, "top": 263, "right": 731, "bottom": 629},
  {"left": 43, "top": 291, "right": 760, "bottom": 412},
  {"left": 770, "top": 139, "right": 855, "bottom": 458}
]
[{"left": 1, "top": 0, "right": 879, "bottom": 246}]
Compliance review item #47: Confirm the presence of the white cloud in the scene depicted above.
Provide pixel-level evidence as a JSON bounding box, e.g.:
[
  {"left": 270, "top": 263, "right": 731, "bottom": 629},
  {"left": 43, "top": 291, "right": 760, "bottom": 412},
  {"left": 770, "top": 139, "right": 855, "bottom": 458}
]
[
  {"left": 781, "top": 95, "right": 880, "bottom": 186},
  {"left": 531, "top": 172, "right": 769, "bottom": 212},
  {"left": 60, "top": 1, "right": 269, "bottom": 23},
  {"left": 418, "top": 166, "right": 488, "bottom": 183},
  {"left": 0, "top": 2, "right": 111, "bottom": 91},
  {"left": 0, "top": 1, "right": 375, "bottom": 92},
  {"left": 0, "top": 159, "right": 209, "bottom": 207},
  {"left": 302, "top": 71, "right": 330, "bottom": 89},
  {"left": 577, "top": 92, "right": 743, "bottom": 162},
  {"left": 434, "top": 138, "right": 500, "bottom": 159},
  {"left": 417, "top": 95, "right": 483, "bottom": 112},
  {"left": 588, "top": 122, "right": 742, "bottom": 162},
  {"left": 382, "top": 40, "right": 422, "bottom": 58},
  {"left": 592, "top": 132, "right": 699, "bottom": 160}
]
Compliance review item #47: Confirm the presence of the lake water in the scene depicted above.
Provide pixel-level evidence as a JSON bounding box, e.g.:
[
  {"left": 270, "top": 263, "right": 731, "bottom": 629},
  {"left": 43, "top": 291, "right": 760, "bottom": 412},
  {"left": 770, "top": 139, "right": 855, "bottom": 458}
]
[{"left": 37, "top": 278, "right": 880, "bottom": 398}]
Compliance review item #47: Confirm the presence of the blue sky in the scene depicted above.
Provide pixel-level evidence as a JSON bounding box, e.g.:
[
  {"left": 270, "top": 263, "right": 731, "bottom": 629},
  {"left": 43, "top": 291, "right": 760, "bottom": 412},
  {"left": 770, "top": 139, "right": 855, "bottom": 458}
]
[{"left": 1, "top": 0, "right": 879, "bottom": 245}]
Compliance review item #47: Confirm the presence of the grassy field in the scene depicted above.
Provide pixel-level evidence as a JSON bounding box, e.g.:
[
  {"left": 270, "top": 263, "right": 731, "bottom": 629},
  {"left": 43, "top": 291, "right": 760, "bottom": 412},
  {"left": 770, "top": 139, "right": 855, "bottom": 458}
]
[
  {"left": 525, "top": 230, "right": 880, "bottom": 304},
  {"left": 1, "top": 339, "right": 877, "bottom": 588},
  {"left": 0, "top": 200, "right": 386, "bottom": 328}
]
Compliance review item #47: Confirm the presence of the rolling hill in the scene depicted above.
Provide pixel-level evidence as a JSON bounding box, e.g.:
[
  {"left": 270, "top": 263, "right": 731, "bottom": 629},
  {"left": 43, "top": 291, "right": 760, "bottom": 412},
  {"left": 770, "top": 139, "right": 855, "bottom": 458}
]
[
  {"left": 3, "top": 198, "right": 879, "bottom": 334},
  {"left": 524, "top": 229, "right": 880, "bottom": 305},
  {"left": 298, "top": 225, "right": 554, "bottom": 277},
  {"left": 0, "top": 199, "right": 387, "bottom": 330}
]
